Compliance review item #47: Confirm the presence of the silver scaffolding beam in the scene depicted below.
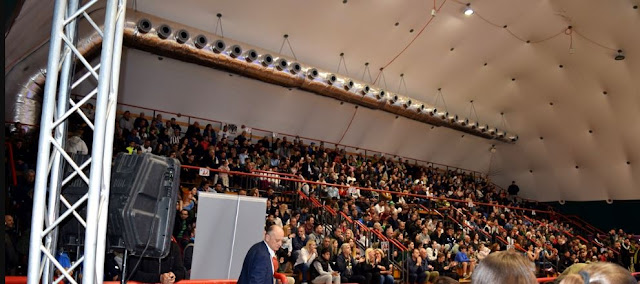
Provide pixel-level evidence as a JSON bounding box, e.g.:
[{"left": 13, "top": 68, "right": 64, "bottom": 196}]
[{"left": 27, "top": 0, "right": 127, "bottom": 283}]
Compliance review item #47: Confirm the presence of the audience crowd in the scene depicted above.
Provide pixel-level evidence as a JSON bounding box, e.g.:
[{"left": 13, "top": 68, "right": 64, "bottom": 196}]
[{"left": 5, "top": 111, "right": 640, "bottom": 283}]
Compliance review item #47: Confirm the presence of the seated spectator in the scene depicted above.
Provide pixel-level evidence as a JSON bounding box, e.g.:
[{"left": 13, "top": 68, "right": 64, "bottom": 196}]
[
  {"left": 433, "top": 253, "right": 458, "bottom": 280},
  {"left": 335, "top": 243, "right": 366, "bottom": 284},
  {"left": 454, "top": 245, "right": 474, "bottom": 279},
  {"left": 66, "top": 129, "right": 89, "bottom": 155},
  {"left": 471, "top": 250, "right": 536, "bottom": 284},
  {"left": 407, "top": 248, "right": 427, "bottom": 284},
  {"left": 374, "top": 249, "right": 394, "bottom": 284},
  {"left": 295, "top": 239, "right": 318, "bottom": 284},
  {"left": 419, "top": 247, "right": 440, "bottom": 283},
  {"left": 310, "top": 248, "right": 340, "bottom": 284}
]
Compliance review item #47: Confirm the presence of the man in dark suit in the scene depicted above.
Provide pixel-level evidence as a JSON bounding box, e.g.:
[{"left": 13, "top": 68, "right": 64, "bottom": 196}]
[{"left": 238, "top": 225, "right": 285, "bottom": 284}]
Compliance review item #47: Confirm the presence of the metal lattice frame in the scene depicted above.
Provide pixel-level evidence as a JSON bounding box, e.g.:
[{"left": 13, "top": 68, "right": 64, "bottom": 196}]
[{"left": 27, "top": 0, "right": 126, "bottom": 283}]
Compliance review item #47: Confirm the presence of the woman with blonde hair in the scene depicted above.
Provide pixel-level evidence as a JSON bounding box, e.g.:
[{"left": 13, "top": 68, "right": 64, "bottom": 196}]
[
  {"left": 471, "top": 250, "right": 536, "bottom": 284},
  {"left": 295, "top": 239, "right": 318, "bottom": 284},
  {"left": 559, "top": 262, "right": 636, "bottom": 284},
  {"left": 374, "top": 249, "right": 394, "bottom": 284}
]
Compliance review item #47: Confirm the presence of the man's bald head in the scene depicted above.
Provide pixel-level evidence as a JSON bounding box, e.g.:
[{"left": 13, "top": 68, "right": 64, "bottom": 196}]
[{"left": 265, "top": 225, "right": 284, "bottom": 252}]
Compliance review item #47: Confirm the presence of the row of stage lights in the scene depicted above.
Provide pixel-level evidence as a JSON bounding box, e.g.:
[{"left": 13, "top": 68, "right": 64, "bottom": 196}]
[{"left": 136, "top": 18, "right": 518, "bottom": 142}]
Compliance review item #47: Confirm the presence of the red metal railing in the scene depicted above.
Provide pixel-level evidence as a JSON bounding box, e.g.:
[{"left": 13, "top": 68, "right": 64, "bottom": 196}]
[{"left": 5, "top": 142, "right": 18, "bottom": 186}]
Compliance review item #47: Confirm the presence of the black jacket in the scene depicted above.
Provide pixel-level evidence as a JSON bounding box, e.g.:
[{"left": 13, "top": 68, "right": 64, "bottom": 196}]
[{"left": 127, "top": 241, "right": 186, "bottom": 283}]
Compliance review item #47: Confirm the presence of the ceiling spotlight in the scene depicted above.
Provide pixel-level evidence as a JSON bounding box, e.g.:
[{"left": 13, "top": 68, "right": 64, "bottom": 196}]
[
  {"left": 243, "top": 49, "right": 258, "bottom": 62},
  {"left": 402, "top": 99, "right": 412, "bottom": 108},
  {"left": 488, "top": 128, "right": 497, "bottom": 135},
  {"left": 457, "top": 118, "right": 468, "bottom": 126},
  {"left": 259, "top": 54, "right": 274, "bottom": 66},
  {"left": 211, "top": 39, "right": 226, "bottom": 54},
  {"left": 425, "top": 108, "right": 437, "bottom": 116},
  {"left": 325, "top": 73, "right": 337, "bottom": 85},
  {"left": 615, "top": 50, "right": 625, "bottom": 61},
  {"left": 275, "top": 58, "right": 288, "bottom": 70},
  {"left": 463, "top": 3, "right": 474, "bottom": 16},
  {"left": 390, "top": 95, "right": 399, "bottom": 104},
  {"left": 497, "top": 131, "right": 506, "bottom": 138},
  {"left": 508, "top": 134, "right": 519, "bottom": 142},
  {"left": 359, "top": 85, "right": 372, "bottom": 96},
  {"left": 227, "top": 45, "right": 242, "bottom": 58},
  {"left": 408, "top": 104, "right": 424, "bottom": 112},
  {"left": 436, "top": 111, "right": 448, "bottom": 119},
  {"left": 306, "top": 68, "right": 319, "bottom": 79},
  {"left": 289, "top": 62, "right": 302, "bottom": 74},
  {"left": 468, "top": 121, "right": 478, "bottom": 129},
  {"left": 447, "top": 114, "right": 458, "bottom": 123},
  {"left": 343, "top": 79, "right": 355, "bottom": 91},
  {"left": 375, "top": 90, "right": 387, "bottom": 101},
  {"left": 478, "top": 124, "right": 488, "bottom": 132}
]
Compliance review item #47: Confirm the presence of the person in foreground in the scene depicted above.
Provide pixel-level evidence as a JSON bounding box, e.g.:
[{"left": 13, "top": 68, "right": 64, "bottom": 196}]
[
  {"left": 127, "top": 240, "right": 186, "bottom": 284},
  {"left": 470, "top": 250, "right": 536, "bottom": 284},
  {"left": 238, "top": 224, "right": 287, "bottom": 284},
  {"left": 558, "top": 262, "right": 636, "bottom": 284}
]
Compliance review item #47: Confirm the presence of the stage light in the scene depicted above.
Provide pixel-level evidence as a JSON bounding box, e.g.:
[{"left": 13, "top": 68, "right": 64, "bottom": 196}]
[
  {"left": 615, "top": 50, "right": 625, "bottom": 61},
  {"left": 289, "top": 62, "right": 302, "bottom": 74},
  {"left": 157, "top": 24, "right": 172, "bottom": 39},
  {"left": 508, "top": 134, "right": 519, "bottom": 142},
  {"left": 408, "top": 103, "right": 424, "bottom": 112},
  {"left": 468, "top": 120, "right": 478, "bottom": 129},
  {"left": 260, "top": 54, "right": 274, "bottom": 66},
  {"left": 275, "top": 58, "right": 288, "bottom": 70},
  {"left": 137, "top": 19, "right": 152, "bottom": 33},
  {"left": 402, "top": 99, "right": 412, "bottom": 109},
  {"left": 448, "top": 114, "right": 458, "bottom": 123},
  {"left": 306, "top": 68, "right": 319, "bottom": 79},
  {"left": 359, "top": 85, "right": 372, "bottom": 96},
  {"left": 227, "top": 45, "right": 242, "bottom": 58},
  {"left": 193, "top": 35, "right": 208, "bottom": 49},
  {"left": 488, "top": 128, "right": 497, "bottom": 135},
  {"left": 343, "top": 79, "right": 355, "bottom": 91},
  {"left": 425, "top": 108, "right": 437, "bottom": 116},
  {"left": 497, "top": 131, "right": 506, "bottom": 138},
  {"left": 212, "top": 39, "right": 226, "bottom": 53},
  {"left": 436, "top": 111, "right": 448, "bottom": 119},
  {"left": 325, "top": 73, "right": 338, "bottom": 85},
  {"left": 175, "top": 29, "right": 190, "bottom": 44},
  {"left": 243, "top": 49, "right": 258, "bottom": 62},
  {"left": 457, "top": 118, "right": 468, "bottom": 126},
  {"left": 479, "top": 124, "right": 488, "bottom": 132},
  {"left": 375, "top": 90, "right": 387, "bottom": 101}
]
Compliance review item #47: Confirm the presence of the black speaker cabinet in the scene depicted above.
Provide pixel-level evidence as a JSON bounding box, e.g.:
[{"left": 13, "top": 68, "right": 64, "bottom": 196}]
[
  {"left": 59, "top": 153, "right": 180, "bottom": 258},
  {"left": 108, "top": 153, "right": 181, "bottom": 258}
]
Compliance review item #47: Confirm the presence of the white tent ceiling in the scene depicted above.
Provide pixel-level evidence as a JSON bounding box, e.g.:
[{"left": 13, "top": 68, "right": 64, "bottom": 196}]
[{"left": 5, "top": 0, "right": 640, "bottom": 202}]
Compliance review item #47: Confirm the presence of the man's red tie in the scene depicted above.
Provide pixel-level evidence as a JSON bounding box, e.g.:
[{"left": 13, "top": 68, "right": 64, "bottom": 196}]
[{"left": 272, "top": 256, "right": 279, "bottom": 274}]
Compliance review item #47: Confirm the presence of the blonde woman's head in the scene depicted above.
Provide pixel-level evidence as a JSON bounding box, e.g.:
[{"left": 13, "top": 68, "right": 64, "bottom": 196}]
[{"left": 559, "top": 262, "right": 635, "bottom": 284}]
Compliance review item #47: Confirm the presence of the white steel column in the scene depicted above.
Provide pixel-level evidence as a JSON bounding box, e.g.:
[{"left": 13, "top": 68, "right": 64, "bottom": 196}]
[{"left": 26, "top": 0, "right": 127, "bottom": 283}]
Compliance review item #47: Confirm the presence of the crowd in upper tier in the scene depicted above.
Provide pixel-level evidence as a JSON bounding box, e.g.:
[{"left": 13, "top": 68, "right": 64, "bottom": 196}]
[{"left": 5, "top": 110, "right": 640, "bottom": 283}]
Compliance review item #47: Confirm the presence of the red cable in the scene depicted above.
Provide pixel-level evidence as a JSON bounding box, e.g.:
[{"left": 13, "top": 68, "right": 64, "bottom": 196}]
[
  {"left": 336, "top": 106, "right": 359, "bottom": 144},
  {"left": 373, "top": 0, "right": 449, "bottom": 84}
]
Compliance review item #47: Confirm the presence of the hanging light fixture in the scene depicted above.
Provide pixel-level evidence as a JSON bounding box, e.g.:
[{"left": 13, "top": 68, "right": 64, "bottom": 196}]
[{"left": 463, "top": 3, "right": 474, "bottom": 16}]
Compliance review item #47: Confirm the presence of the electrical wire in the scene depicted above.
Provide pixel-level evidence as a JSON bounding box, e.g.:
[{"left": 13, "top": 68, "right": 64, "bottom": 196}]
[{"left": 373, "top": 0, "right": 449, "bottom": 84}]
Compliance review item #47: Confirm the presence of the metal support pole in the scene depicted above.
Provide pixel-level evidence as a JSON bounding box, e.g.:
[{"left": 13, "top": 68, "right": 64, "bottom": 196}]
[{"left": 27, "top": 1, "right": 126, "bottom": 284}]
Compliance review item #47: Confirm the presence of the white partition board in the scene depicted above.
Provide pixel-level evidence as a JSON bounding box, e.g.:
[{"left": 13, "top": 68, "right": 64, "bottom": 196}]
[{"left": 190, "top": 192, "right": 267, "bottom": 280}]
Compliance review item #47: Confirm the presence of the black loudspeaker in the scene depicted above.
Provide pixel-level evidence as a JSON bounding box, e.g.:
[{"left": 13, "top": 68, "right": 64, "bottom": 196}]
[{"left": 108, "top": 153, "right": 181, "bottom": 258}]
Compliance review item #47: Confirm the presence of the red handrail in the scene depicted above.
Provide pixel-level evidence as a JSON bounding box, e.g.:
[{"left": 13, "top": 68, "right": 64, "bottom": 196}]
[
  {"left": 182, "top": 165, "right": 554, "bottom": 215},
  {"left": 5, "top": 142, "right": 18, "bottom": 186}
]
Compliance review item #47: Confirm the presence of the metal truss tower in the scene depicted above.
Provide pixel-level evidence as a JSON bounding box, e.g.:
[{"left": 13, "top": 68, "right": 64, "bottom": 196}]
[{"left": 27, "top": 0, "right": 127, "bottom": 283}]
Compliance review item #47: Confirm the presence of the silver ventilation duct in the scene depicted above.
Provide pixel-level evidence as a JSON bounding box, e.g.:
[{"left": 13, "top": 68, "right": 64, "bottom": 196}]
[{"left": 6, "top": 9, "right": 515, "bottom": 143}]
